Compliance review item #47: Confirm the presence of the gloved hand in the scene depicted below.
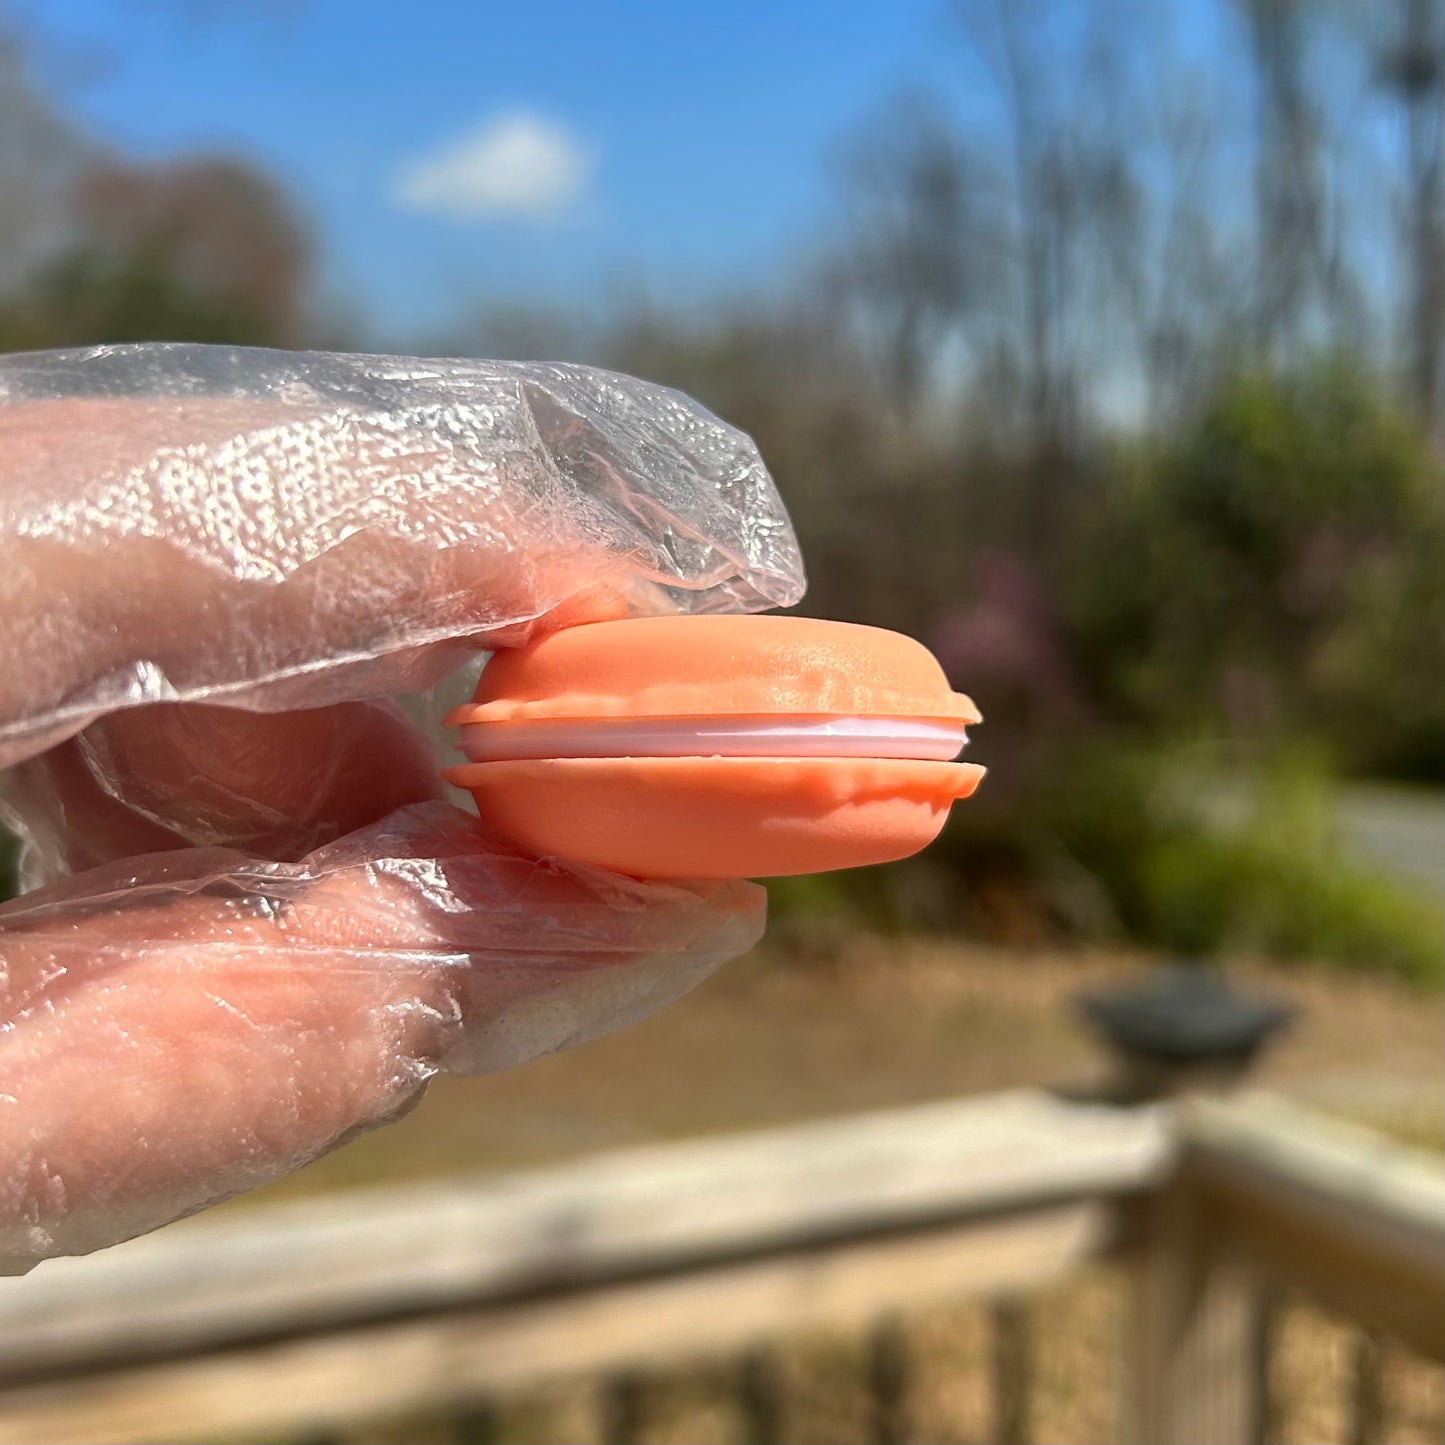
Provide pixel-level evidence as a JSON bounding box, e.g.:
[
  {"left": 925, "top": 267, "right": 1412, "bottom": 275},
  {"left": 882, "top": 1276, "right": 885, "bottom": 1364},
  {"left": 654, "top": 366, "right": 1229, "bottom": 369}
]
[{"left": 0, "top": 344, "right": 805, "bottom": 1273}]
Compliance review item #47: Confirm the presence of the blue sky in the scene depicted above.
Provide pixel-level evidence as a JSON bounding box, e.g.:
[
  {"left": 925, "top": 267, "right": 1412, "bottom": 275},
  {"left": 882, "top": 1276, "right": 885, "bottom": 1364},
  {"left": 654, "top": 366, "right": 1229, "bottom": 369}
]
[
  {"left": 16, "top": 0, "right": 988, "bottom": 343},
  {"left": 17, "top": 0, "right": 1391, "bottom": 363}
]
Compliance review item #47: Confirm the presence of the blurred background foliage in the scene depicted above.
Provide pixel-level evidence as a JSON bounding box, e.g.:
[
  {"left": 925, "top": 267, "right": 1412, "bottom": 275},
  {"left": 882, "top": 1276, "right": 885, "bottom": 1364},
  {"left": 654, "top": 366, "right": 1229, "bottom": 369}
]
[{"left": 1, "top": 0, "right": 1440, "bottom": 980}]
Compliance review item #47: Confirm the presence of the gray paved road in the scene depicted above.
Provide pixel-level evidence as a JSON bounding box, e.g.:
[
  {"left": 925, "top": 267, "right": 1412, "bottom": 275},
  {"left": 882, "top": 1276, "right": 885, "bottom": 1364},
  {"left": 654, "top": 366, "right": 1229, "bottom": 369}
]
[{"left": 1340, "top": 784, "right": 1445, "bottom": 892}]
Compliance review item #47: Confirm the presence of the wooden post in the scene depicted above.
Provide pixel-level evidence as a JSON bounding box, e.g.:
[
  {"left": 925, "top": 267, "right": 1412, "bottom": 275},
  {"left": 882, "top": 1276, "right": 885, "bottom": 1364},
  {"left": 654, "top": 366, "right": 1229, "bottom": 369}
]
[
  {"left": 1346, "top": 1333, "right": 1385, "bottom": 1445},
  {"left": 865, "top": 1314, "right": 910, "bottom": 1445},
  {"left": 450, "top": 1399, "right": 501, "bottom": 1445},
  {"left": 736, "top": 1343, "right": 784, "bottom": 1445},
  {"left": 600, "top": 1370, "right": 647, "bottom": 1445},
  {"left": 1122, "top": 1176, "right": 1274, "bottom": 1445},
  {"left": 991, "top": 1298, "right": 1034, "bottom": 1445}
]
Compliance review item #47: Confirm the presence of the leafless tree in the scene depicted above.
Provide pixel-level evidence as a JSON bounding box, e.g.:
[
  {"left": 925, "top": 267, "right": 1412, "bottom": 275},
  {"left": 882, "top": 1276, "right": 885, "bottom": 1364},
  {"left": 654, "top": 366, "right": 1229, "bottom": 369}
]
[
  {"left": 1242, "top": 0, "right": 1329, "bottom": 361},
  {"left": 0, "top": 31, "right": 96, "bottom": 298},
  {"left": 833, "top": 94, "right": 998, "bottom": 418},
  {"left": 1376, "top": 0, "right": 1444, "bottom": 429}
]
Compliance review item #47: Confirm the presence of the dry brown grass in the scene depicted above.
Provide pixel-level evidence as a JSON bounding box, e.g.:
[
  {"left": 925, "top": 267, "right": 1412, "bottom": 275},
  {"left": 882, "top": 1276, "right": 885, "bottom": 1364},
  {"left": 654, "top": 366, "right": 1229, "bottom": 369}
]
[{"left": 225, "top": 937, "right": 1443, "bottom": 1207}]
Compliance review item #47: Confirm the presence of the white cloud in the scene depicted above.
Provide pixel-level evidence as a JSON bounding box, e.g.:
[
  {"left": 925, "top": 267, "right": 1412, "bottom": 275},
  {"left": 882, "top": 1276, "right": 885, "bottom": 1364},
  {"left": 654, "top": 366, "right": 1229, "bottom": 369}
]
[{"left": 392, "top": 111, "right": 588, "bottom": 221}]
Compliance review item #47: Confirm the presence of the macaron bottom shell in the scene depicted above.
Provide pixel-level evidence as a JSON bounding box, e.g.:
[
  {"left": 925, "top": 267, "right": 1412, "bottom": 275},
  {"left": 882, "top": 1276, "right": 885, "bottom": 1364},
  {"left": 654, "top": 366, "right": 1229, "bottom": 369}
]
[{"left": 443, "top": 756, "right": 987, "bottom": 880}]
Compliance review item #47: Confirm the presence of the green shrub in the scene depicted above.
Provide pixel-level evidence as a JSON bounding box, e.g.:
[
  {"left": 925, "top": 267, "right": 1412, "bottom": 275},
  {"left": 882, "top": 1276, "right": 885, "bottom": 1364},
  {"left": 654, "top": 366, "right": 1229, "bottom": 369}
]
[
  {"left": 1071, "top": 362, "right": 1445, "bottom": 782},
  {"left": 790, "top": 740, "right": 1444, "bottom": 985},
  {"left": 1139, "top": 830, "right": 1443, "bottom": 984}
]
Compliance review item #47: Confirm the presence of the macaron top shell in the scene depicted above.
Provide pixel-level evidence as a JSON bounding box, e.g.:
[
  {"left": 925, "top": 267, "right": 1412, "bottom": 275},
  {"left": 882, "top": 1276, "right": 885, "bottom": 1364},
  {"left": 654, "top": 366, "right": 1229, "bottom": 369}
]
[
  {"left": 443, "top": 614, "right": 982, "bottom": 879},
  {"left": 445, "top": 615, "right": 979, "bottom": 728}
]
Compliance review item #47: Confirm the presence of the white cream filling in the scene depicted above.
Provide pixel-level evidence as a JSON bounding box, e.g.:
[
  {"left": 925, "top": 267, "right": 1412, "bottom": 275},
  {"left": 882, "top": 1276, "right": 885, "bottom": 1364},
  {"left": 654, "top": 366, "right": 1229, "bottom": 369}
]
[{"left": 459, "top": 716, "right": 969, "bottom": 763}]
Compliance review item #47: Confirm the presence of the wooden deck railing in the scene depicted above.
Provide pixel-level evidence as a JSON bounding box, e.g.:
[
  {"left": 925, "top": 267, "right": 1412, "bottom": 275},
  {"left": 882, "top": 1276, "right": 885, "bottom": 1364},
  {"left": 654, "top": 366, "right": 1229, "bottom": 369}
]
[{"left": 0, "top": 1089, "right": 1439, "bottom": 1445}]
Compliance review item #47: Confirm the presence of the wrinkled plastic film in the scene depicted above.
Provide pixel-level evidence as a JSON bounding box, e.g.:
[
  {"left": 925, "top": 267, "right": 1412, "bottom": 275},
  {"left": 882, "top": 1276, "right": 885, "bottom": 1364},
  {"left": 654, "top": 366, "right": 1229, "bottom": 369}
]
[
  {"left": 0, "top": 344, "right": 800, "bottom": 1271},
  {"left": 0, "top": 802, "right": 763, "bottom": 1270},
  {"left": 0, "top": 343, "right": 805, "bottom": 767},
  {"left": 0, "top": 343, "right": 805, "bottom": 881}
]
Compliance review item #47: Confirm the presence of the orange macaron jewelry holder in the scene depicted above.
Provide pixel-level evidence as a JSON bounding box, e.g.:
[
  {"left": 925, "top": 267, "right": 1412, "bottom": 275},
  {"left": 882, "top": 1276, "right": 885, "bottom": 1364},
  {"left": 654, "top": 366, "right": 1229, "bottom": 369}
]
[{"left": 443, "top": 615, "right": 983, "bottom": 881}]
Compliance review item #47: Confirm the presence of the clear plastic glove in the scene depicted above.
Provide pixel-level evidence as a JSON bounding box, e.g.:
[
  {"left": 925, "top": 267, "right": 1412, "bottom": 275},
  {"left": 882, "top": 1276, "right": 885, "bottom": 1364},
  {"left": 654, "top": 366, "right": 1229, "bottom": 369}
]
[{"left": 0, "top": 344, "right": 805, "bottom": 1272}]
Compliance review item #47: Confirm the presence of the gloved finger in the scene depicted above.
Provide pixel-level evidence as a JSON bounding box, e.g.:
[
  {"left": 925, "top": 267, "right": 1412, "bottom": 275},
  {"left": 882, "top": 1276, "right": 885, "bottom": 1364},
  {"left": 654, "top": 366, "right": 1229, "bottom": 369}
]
[
  {"left": 0, "top": 801, "right": 764, "bottom": 1272},
  {"left": 5, "top": 699, "right": 444, "bottom": 883},
  {"left": 0, "top": 345, "right": 805, "bottom": 771}
]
